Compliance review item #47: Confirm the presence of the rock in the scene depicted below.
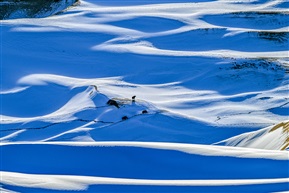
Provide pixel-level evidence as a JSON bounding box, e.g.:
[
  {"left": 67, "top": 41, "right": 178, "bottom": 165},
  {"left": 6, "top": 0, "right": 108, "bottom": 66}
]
[
  {"left": 132, "top": 95, "right": 136, "bottom": 103},
  {"left": 122, "top": 116, "right": 128, "bottom": 121},
  {"left": 107, "top": 99, "right": 120, "bottom": 108}
]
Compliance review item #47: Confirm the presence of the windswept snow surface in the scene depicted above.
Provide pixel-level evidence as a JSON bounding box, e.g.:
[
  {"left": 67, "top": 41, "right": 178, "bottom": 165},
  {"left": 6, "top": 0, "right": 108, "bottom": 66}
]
[
  {"left": 1, "top": 0, "right": 289, "bottom": 192},
  {"left": 216, "top": 120, "right": 289, "bottom": 150}
]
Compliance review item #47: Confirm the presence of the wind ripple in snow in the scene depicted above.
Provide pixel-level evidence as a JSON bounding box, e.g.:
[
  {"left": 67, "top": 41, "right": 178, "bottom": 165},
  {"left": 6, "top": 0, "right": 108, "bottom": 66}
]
[{"left": 1, "top": 0, "right": 289, "bottom": 192}]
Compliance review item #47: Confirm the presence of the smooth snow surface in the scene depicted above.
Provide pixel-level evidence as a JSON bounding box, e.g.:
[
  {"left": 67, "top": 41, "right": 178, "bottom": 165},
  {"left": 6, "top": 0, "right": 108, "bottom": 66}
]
[{"left": 1, "top": 0, "right": 288, "bottom": 192}]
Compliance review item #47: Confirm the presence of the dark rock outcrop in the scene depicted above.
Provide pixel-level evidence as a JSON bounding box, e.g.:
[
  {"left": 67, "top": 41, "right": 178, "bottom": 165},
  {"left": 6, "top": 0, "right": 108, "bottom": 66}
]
[{"left": 107, "top": 99, "right": 120, "bottom": 109}]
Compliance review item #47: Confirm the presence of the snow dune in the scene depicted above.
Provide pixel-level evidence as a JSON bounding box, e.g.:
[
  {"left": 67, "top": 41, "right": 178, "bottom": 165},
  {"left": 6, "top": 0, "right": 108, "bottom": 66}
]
[
  {"left": 1, "top": 142, "right": 289, "bottom": 192},
  {"left": 1, "top": 0, "right": 288, "bottom": 192},
  {"left": 216, "top": 120, "right": 289, "bottom": 150}
]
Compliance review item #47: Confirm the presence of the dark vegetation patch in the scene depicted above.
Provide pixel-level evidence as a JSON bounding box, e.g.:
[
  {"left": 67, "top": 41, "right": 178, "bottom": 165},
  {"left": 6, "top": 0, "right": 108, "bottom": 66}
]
[
  {"left": 231, "top": 11, "right": 289, "bottom": 17},
  {"left": 0, "top": 0, "right": 79, "bottom": 19},
  {"left": 259, "top": 97, "right": 271, "bottom": 100},
  {"left": 230, "top": 60, "right": 285, "bottom": 71},
  {"left": 257, "top": 31, "right": 288, "bottom": 43},
  {"left": 229, "top": 11, "right": 289, "bottom": 43}
]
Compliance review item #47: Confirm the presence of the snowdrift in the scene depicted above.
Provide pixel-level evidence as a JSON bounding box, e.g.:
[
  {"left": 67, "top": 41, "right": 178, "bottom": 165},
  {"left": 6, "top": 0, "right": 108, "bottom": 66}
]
[
  {"left": 1, "top": 142, "right": 289, "bottom": 192},
  {"left": 1, "top": 0, "right": 288, "bottom": 192},
  {"left": 216, "top": 120, "right": 289, "bottom": 150}
]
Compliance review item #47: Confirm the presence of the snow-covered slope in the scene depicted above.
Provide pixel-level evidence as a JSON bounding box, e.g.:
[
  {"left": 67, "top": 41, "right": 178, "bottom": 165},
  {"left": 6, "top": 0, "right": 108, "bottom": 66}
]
[
  {"left": 216, "top": 120, "right": 289, "bottom": 150},
  {"left": 1, "top": 0, "right": 288, "bottom": 192},
  {"left": 1, "top": 142, "right": 289, "bottom": 192}
]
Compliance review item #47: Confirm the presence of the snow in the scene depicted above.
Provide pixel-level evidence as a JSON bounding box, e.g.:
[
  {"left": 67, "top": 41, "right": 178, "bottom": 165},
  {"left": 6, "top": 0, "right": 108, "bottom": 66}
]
[
  {"left": 1, "top": 142, "right": 289, "bottom": 192},
  {"left": 0, "top": 0, "right": 288, "bottom": 192},
  {"left": 216, "top": 120, "right": 289, "bottom": 150},
  {"left": 1, "top": 171, "right": 289, "bottom": 189}
]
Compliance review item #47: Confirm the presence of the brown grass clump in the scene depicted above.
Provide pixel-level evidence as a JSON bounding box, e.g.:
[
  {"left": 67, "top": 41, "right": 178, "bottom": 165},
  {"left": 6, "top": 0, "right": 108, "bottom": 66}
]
[{"left": 269, "top": 121, "right": 289, "bottom": 150}]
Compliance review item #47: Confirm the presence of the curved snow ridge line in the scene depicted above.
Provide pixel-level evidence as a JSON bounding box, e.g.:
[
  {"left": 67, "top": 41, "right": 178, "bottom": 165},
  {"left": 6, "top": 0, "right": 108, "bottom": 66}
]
[
  {"left": 78, "top": 0, "right": 285, "bottom": 15},
  {"left": 93, "top": 42, "right": 289, "bottom": 59},
  {"left": 17, "top": 73, "right": 181, "bottom": 88},
  {"left": 17, "top": 73, "right": 122, "bottom": 88},
  {"left": 1, "top": 86, "right": 95, "bottom": 123},
  {"left": 216, "top": 120, "right": 289, "bottom": 151},
  {"left": 11, "top": 22, "right": 146, "bottom": 37},
  {"left": 1, "top": 171, "right": 289, "bottom": 191},
  {"left": 0, "top": 86, "right": 29, "bottom": 94},
  {"left": 1, "top": 141, "right": 288, "bottom": 160},
  {"left": 16, "top": 73, "right": 180, "bottom": 91},
  {"left": 0, "top": 187, "right": 17, "bottom": 193},
  {"left": 2, "top": 0, "right": 287, "bottom": 35}
]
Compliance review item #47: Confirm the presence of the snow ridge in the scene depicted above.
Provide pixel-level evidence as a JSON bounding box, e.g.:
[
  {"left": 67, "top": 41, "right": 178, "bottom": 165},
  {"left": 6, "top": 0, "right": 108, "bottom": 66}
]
[{"left": 1, "top": 0, "right": 288, "bottom": 192}]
